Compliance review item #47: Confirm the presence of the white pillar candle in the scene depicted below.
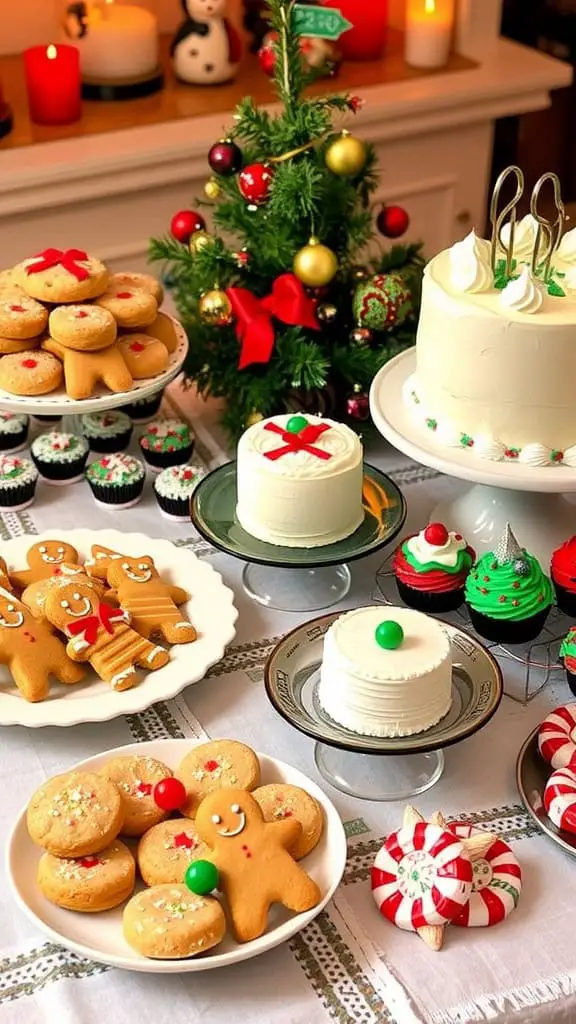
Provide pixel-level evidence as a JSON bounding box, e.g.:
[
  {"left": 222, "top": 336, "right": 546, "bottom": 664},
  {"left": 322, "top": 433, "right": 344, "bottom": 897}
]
[
  {"left": 405, "top": 0, "right": 455, "bottom": 69},
  {"left": 72, "top": 1, "right": 159, "bottom": 81}
]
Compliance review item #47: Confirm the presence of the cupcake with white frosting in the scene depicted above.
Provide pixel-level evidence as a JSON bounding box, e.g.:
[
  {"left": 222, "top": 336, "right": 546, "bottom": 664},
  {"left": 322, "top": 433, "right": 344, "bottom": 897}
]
[
  {"left": 392, "top": 522, "right": 475, "bottom": 613},
  {"left": 153, "top": 464, "right": 205, "bottom": 521}
]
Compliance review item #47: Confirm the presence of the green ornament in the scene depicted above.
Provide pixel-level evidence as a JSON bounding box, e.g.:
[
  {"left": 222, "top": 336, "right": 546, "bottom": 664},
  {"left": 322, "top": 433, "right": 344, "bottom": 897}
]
[
  {"left": 353, "top": 272, "right": 412, "bottom": 332},
  {"left": 286, "top": 415, "right": 308, "bottom": 434},
  {"left": 375, "top": 620, "right": 404, "bottom": 650},
  {"left": 184, "top": 859, "right": 219, "bottom": 896}
]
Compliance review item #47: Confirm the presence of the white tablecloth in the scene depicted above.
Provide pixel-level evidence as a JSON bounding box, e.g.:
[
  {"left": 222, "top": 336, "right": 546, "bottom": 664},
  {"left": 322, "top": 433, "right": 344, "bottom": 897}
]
[{"left": 2, "top": 388, "right": 576, "bottom": 1024}]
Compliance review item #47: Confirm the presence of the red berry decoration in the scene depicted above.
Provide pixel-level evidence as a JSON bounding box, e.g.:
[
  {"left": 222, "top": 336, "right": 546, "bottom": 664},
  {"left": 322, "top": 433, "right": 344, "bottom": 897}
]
[
  {"left": 208, "top": 139, "right": 243, "bottom": 177},
  {"left": 170, "top": 210, "right": 206, "bottom": 245},
  {"left": 153, "top": 776, "right": 186, "bottom": 811},
  {"left": 377, "top": 204, "right": 410, "bottom": 240},
  {"left": 424, "top": 523, "right": 449, "bottom": 546},
  {"left": 238, "top": 163, "right": 275, "bottom": 205},
  {"left": 259, "top": 37, "right": 277, "bottom": 76}
]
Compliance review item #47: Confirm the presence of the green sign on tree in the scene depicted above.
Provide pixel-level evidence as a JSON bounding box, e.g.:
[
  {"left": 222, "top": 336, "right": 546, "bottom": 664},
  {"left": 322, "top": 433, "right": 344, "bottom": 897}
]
[{"left": 292, "top": 4, "right": 353, "bottom": 41}]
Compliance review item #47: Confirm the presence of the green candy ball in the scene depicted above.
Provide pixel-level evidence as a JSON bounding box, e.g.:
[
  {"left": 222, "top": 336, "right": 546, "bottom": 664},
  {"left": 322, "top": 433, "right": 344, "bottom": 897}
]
[
  {"left": 286, "top": 415, "right": 308, "bottom": 434},
  {"left": 184, "top": 859, "right": 219, "bottom": 896},
  {"left": 353, "top": 272, "right": 412, "bottom": 332},
  {"left": 375, "top": 620, "right": 404, "bottom": 650}
]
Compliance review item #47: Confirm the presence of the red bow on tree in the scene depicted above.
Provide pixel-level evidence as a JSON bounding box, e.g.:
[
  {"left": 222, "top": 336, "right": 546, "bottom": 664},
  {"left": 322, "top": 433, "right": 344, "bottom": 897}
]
[
  {"left": 67, "top": 603, "right": 124, "bottom": 646},
  {"left": 263, "top": 421, "right": 332, "bottom": 461},
  {"left": 25, "top": 248, "right": 90, "bottom": 282},
  {"left": 227, "top": 273, "right": 320, "bottom": 370}
]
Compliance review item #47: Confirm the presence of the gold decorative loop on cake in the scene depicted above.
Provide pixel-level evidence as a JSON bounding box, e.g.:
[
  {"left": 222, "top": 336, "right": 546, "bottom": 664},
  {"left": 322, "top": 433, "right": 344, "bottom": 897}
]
[
  {"left": 490, "top": 165, "right": 525, "bottom": 276},
  {"left": 530, "top": 172, "right": 566, "bottom": 280}
]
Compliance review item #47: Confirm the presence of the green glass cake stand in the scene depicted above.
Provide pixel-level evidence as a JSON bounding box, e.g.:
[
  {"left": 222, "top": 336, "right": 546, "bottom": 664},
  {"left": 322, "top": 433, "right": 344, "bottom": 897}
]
[{"left": 191, "top": 462, "right": 406, "bottom": 612}]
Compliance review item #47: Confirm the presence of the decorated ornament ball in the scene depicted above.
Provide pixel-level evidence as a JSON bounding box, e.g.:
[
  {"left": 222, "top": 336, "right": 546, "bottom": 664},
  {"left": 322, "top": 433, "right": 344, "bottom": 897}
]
[
  {"left": 350, "top": 327, "right": 373, "bottom": 348},
  {"left": 190, "top": 230, "right": 214, "bottom": 255},
  {"left": 293, "top": 237, "right": 338, "bottom": 288},
  {"left": 238, "top": 163, "right": 275, "bottom": 205},
  {"left": 377, "top": 204, "right": 410, "bottom": 239},
  {"left": 208, "top": 139, "right": 243, "bottom": 177},
  {"left": 170, "top": 209, "right": 206, "bottom": 244},
  {"left": 325, "top": 132, "right": 368, "bottom": 177},
  {"left": 199, "top": 289, "right": 233, "bottom": 326},
  {"left": 346, "top": 385, "right": 370, "bottom": 422},
  {"left": 316, "top": 302, "right": 338, "bottom": 324},
  {"left": 353, "top": 272, "right": 412, "bottom": 332},
  {"left": 204, "top": 178, "right": 221, "bottom": 200}
]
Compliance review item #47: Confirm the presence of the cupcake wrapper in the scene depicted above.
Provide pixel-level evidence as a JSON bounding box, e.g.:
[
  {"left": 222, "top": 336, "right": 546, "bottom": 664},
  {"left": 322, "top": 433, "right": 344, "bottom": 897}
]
[
  {"left": 467, "top": 605, "right": 551, "bottom": 645},
  {"left": 86, "top": 477, "right": 145, "bottom": 507},
  {"left": 32, "top": 452, "right": 88, "bottom": 482},
  {"left": 32, "top": 415, "right": 61, "bottom": 424},
  {"left": 140, "top": 441, "right": 194, "bottom": 470},
  {"left": 85, "top": 427, "right": 133, "bottom": 455},
  {"left": 121, "top": 391, "right": 164, "bottom": 422},
  {"left": 395, "top": 578, "right": 465, "bottom": 614},
  {"left": 0, "top": 426, "right": 28, "bottom": 452},
  {"left": 154, "top": 492, "right": 190, "bottom": 520},
  {"left": 0, "top": 479, "right": 37, "bottom": 509},
  {"left": 553, "top": 583, "right": 576, "bottom": 618}
]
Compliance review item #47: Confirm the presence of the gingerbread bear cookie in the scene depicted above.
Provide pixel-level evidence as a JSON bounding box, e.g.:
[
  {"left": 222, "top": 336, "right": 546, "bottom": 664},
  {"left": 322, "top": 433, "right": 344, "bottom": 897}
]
[
  {"left": 38, "top": 840, "right": 136, "bottom": 912},
  {"left": 195, "top": 788, "right": 321, "bottom": 942},
  {"left": 0, "top": 587, "right": 85, "bottom": 701},
  {"left": 84, "top": 544, "right": 123, "bottom": 581},
  {"left": 106, "top": 554, "right": 196, "bottom": 645},
  {"left": 10, "top": 539, "right": 80, "bottom": 590},
  {"left": 27, "top": 770, "right": 124, "bottom": 856},
  {"left": 44, "top": 581, "right": 170, "bottom": 692}
]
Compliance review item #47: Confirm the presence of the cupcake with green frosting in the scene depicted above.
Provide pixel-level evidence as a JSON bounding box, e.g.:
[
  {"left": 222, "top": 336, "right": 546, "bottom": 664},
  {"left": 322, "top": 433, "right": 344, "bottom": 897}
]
[
  {"left": 139, "top": 418, "right": 194, "bottom": 471},
  {"left": 0, "top": 454, "right": 38, "bottom": 511},
  {"left": 153, "top": 464, "right": 205, "bottom": 521},
  {"left": 465, "top": 523, "right": 553, "bottom": 643},
  {"left": 31, "top": 431, "right": 89, "bottom": 485},
  {"left": 85, "top": 453, "right": 145, "bottom": 510}
]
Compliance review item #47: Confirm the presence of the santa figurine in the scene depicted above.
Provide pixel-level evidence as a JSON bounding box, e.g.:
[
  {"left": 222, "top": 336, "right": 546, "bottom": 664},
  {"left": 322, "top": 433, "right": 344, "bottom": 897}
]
[{"left": 171, "top": 0, "right": 243, "bottom": 85}]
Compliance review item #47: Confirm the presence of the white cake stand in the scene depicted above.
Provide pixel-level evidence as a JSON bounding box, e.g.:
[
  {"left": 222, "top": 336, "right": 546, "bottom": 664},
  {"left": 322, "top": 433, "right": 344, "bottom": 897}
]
[{"left": 370, "top": 348, "right": 576, "bottom": 566}]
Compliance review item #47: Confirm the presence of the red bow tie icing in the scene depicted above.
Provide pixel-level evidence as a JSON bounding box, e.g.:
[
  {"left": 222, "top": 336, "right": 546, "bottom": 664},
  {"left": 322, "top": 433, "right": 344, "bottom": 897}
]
[
  {"left": 67, "top": 602, "right": 125, "bottom": 645},
  {"left": 263, "top": 422, "right": 332, "bottom": 461},
  {"left": 25, "top": 248, "right": 90, "bottom": 282}
]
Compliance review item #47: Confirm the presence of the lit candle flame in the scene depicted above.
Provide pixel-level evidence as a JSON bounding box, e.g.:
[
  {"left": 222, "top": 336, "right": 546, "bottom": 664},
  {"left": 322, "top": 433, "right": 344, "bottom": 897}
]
[
  {"left": 425, "top": 0, "right": 436, "bottom": 12},
  {"left": 46, "top": 44, "right": 58, "bottom": 60}
]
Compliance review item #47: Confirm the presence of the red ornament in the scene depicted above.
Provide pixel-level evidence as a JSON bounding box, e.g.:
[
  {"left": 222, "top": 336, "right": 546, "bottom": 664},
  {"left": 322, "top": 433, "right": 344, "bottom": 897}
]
[
  {"left": 208, "top": 140, "right": 243, "bottom": 177},
  {"left": 377, "top": 204, "right": 410, "bottom": 240},
  {"left": 153, "top": 776, "right": 186, "bottom": 811},
  {"left": 348, "top": 95, "right": 364, "bottom": 113},
  {"left": 424, "top": 523, "right": 449, "bottom": 546},
  {"left": 258, "top": 38, "right": 277, "bottom": 76},
  {"left": 346, "top": 390, "right": 370, "bottom": 422},
  {"left": 238, "top": 164, "right": 274, "bottom": 205},
  {"left": 170, "top": 210, "right": 206, "bottom": 245}
]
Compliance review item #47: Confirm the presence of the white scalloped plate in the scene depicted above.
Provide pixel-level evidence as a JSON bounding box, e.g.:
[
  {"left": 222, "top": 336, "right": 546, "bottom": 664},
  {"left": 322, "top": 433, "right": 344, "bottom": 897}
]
[
  {"left": 0, "top": 529, "right": 238, "bottom": 727},
  {"left": 7, "top": 739, "right": 347, "bottom": 973}
]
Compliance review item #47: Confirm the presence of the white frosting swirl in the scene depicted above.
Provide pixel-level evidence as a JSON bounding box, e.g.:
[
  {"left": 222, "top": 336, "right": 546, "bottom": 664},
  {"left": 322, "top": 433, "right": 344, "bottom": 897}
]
[
  {"left": 562, "top": 445, "right": 576, "bottom": 468},
  {"left": 473, "top": 435, "right": 506, "bottom": 461},
  {"left": 500, "top": 214, "right": 539, "bottom": 259},
  {"left": 449, "top": 231, "right": 493, "bottom": 294},
  {"left": 435, "top": 421, "right": 462, "bottom": 447},
  {"left": 518, "top": 443, "right": 553, "bottom": 467},
  {"left": 500, "top": 265, "right": 546, "bottom": 314},
  {"left": 406, "top": 530, "right": 466, "bottom": 568},
  {"left": 558, "top": 227, "right": 576, "bottom": 264}
]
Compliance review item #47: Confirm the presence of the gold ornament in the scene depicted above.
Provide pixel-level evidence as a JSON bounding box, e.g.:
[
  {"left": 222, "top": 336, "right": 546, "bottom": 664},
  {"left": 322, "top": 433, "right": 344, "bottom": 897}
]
[
  {"left": 325, "top": 131, "right": 368, "bottom": 177},
  {"left": 246, "top": 410, "right": 264, "bottom": 427},
  {"left": 190, "top": 231, "right": 213, "bottom": 255},
  {"left": 293, "top": 237, "right": 338, "bottom": 288},
  {"left": 204, "top": 178, "right": 221, "bottom": 200},
  {"left": 198, "top": 289, "right": 233, "bottom": 326},
  {"left": 316, "top": 302, "right": 338, "bottom": 323}
]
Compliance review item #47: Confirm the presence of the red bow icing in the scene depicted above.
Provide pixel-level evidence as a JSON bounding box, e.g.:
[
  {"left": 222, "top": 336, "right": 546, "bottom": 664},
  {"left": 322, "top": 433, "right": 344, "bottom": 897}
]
[
  {"left": 67, "top": 602, "right": 125, "bottom": 645},
  {"left": 25, "top": 248, "right": 90, "bottom": 282},
  {"left": 264, "top": 421, "right": 332, "bottom": 461},
  {"left": 227, "top": 273, "right": 320, "bottom": 370}
]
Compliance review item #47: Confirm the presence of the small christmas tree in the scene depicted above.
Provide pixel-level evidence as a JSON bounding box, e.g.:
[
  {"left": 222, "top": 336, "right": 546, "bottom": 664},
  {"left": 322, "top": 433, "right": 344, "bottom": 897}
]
[{"left": 151, "top": 0, "right": 424, "bottom": 440}]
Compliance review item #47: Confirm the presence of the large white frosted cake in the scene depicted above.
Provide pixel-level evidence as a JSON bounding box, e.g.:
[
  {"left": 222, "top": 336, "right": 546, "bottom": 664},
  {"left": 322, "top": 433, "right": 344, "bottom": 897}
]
[
  {"left": 404, "top": 216, "right": 576, "bottom": 466},
  {"left": 318, "top": 606, "right": 452, "bottom": 738},
  {"left": 236, "top": 413, "right": 363, "bottom": 547}
]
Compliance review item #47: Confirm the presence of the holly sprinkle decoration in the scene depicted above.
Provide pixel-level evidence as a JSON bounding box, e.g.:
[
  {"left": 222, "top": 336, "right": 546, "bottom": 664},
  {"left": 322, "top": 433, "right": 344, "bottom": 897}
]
[{"left": 153, "top": 777, "right": 187, "bottom": 812}]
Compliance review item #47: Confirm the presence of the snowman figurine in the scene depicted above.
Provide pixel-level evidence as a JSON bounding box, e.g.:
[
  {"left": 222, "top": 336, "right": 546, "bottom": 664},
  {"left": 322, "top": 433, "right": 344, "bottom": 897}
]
[{"left": 171, "top": 0, "right": 243, "bottom": 85}]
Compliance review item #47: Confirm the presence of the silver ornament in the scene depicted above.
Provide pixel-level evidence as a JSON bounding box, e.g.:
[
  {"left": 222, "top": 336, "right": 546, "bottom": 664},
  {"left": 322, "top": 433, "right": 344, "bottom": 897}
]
[{"left": 494, "top": 523, "right": 524, "bottom": 566}]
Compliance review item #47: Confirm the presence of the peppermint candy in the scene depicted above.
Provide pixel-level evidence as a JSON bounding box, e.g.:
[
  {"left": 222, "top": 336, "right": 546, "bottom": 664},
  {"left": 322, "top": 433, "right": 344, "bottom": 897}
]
[
  {"left": 371, "top": 822, "right": 473, "bottom": 931},
  {"left": 538, "top": 704, "right": 576, "bottom": 769},
  {"left": 447, "top": 823, "right": 522, "bottom": 927},
  {"left": 544, "top": 762, "right": 576, "bottom": 835}
]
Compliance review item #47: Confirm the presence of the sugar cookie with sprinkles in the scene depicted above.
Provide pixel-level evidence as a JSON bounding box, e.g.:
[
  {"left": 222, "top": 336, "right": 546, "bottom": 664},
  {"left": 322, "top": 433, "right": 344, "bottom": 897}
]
[
  {"left": 0, "top": 293, "right": 48, "bottom": 339},
  {"left": 123, "top": 884, "right": 226, "bottom": 959},
  {"left": 37, "top": 839, "right": 136, "bottom": 912},
  {"left": 177, "top": 739, "right": 261, "bottom": 819},
  {"left": 538, "top": 704, "right": 576, "bottom": 769},
  {"left": 96, "top": 287, "right": 158, "bottom": 329},
  {"left": 48, "top": 304, "right": 117, "bottom": 351},
  {"left": 27, "top": 770, "right": 124, "bottom": 857},
  {"left": 99, "top": 754, "right": 173, "bottom": 837},
  {"left": 137, "top": 818, "right": 211, "bottom": 886},
  {"left": 0, "top": 351, "right": 63, "bottom": 396},
  {"left": 252, "top": 783, "right": 323, "bottom": 860},
  {"left": 108, "top": 272, "right": 163, "bottom": 305},
  {"left": 16, "top": 248, "right": 109, "bottom": 303}
]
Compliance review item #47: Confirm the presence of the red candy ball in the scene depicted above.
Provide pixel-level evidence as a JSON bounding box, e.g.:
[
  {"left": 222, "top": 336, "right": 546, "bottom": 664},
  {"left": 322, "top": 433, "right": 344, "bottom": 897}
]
[
  {"left": 208, "top": 140, "right": 243, "bottom": 177},
  {"left": 424, "top": 523, "right": 449, "bottom": 546},
  {"left": 153, "top": 777, "right": 186, "bottom": 811},
  {"left": 170, "top": 210, "right": 206, "bottom": 244},
  {"left": 238, "top": 163, "right": 274, "bottom": 205},
  {"left": 259, "top": 39, "right": 276, "bottom": 76},
  {"left": 377, "top": 204, "right": 410, "bottom": 240}
]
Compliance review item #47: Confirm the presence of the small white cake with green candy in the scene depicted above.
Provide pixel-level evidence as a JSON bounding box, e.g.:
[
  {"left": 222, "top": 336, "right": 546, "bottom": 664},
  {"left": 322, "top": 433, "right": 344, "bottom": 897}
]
[
  {"left": 319, "top": 606, "right": 452, "bottom": 738},
  {"left": 153, "top": 464, "right": 205, "bottom": 521},
  {"left": 236, "top": 413, "right": 363, "bottom": 548}
]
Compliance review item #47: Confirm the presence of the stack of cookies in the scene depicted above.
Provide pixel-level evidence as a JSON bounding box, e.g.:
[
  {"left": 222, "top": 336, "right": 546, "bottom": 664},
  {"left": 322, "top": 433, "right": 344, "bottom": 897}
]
[
  {"left": 26, "top": 740, "right": 324, "bottom": 961},
  {"left": 0, "top": 250, "right": 180, "bottom": 400}
]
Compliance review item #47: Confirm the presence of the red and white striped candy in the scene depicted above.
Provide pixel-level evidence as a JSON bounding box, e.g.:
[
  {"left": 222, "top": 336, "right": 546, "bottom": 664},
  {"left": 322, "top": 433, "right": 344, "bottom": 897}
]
[
  {"left": 447, "top": 823, "right": 522, "bottom": 927},
  {"left": 544, "top": 763, "right": 576, "bottom": 834},
  {"left": 371, "top": 822, "right": 473, "bottom": 931},
  {"left": 538, "top": 704, "right": 576, "bottom": 769}
]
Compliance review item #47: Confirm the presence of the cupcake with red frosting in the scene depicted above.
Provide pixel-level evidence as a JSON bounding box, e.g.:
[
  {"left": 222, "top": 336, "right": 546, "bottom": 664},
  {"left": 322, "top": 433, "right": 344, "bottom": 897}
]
[
  {"left": 392, "top": 523, "right": 475, "bottom": 613},
  {"left": 551, "top": 537, "right": 576, "bottom": 616}
]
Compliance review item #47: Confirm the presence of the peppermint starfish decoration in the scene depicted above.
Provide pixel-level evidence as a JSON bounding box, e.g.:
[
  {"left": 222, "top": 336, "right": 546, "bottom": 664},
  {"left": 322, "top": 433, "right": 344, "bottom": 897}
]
[{"left": 403, "top": 806, "right": 496, "bottom": 951}]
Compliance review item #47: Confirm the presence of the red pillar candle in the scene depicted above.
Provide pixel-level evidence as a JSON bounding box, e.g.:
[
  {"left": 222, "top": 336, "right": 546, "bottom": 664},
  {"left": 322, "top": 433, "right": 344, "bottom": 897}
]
[
  {"left": 322, "top": 0, "right": 389, "bottom": 61},
  {"left": 24, "top": 44, "right": 81, "bottom": 126}
]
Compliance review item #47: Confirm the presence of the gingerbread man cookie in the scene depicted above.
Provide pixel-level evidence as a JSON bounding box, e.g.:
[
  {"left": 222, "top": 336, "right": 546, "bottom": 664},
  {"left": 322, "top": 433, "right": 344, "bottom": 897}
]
[
  {"left": 106, "top": 554, "right": 196, "bottom": 645},
  {"left": 42, "top": 337, "right": 133, "bottom": 400},
  {"left": 0, "top": 587, "right": 85, "bottom": 701},
  {"left": 84, "top": 544, "right": 124, "bottom": 581},
  {"left": 118, "top": 335, "right": 169, "bottom": 379},
  {"left": 21, "top": 571, "right": 106, "bottom": 622},
  {"left": 195, "top": 788, "right": 321, "bottom": 942},
  {"left": 44, "top": 581, "right": 170, "bottom": 692},
  {"left": 0, "top": 556, "right": 14, "bottom": 592},
  {"left": 11, "top": 539, "right": 80, "bottom": 590}
]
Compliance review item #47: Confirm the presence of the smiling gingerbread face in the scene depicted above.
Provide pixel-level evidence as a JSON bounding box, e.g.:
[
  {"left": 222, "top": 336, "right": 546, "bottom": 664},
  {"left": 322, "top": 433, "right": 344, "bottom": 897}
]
[
  {"left": 29, "top": 540, "right": 79, "bottom": 571},
  {"left": 0, "top": 587, "right": 26, "bottom": 630},
  {"left": 107, "top": 555, "right": 158, "bottom": 588},
  {"left": 44, "top": 581, "right": 101, "bottom": 633},
  {"left": 195, "top": 789, "right": 264, "bottom": 848}
]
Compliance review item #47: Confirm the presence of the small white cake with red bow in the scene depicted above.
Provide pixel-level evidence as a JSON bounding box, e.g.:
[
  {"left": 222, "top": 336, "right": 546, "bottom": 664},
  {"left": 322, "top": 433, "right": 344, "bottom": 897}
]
[{"left": 235, "top": 413, "right": 363, "bottom": 548}]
